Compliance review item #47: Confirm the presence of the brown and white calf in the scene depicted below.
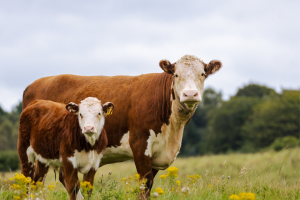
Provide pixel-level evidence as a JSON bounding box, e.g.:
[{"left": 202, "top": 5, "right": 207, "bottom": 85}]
[
  {"left": 22, "top": 55, "right": 222, "bottom": 197},
  {"left": 18, "top": 97, "right": 113, "bottom": 200}
]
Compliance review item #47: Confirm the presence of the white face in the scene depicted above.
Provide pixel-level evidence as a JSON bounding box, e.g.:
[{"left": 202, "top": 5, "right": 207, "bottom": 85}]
[
  {"left": 172, "top": 55, "right": 206, "bottom": 109},
  {"left": 78, "top": 97, "right": 105, "bottom": 145}
]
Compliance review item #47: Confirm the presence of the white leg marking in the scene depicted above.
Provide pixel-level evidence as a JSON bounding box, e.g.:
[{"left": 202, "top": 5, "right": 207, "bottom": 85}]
[
  {"left": 76, "top": 190, "right": 84, "bottom": 200},
  {"left": 26, "top": 146, "right": 35, "bottom": 166}
]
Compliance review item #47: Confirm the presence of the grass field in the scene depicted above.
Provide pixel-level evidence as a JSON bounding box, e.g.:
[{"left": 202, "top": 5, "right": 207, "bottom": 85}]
[{"left": 0, "top": 147, "right": 299, "bottom": 199}]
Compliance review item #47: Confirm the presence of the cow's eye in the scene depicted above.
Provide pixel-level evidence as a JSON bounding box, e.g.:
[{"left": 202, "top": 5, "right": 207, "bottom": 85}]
[
  {"left": 80, "top": 113, "right": 83, "bottom": 118},
  {"left": 201, "top": 73, "right": 206, "bottom": 76},
  {"left": 174, "top": 74, "right": 178, "bottom": 77},
  {"left": 98, "top": 113, "right": 101, "bottom": 115}
]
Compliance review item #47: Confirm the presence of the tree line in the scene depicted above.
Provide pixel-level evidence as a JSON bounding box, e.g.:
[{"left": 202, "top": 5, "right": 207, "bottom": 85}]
[
  {"left": 0, "top": 84, "right": 299, "bottom": 156},
  {"left": 181, "top": 84, "right": 299, "bottom": 155}
]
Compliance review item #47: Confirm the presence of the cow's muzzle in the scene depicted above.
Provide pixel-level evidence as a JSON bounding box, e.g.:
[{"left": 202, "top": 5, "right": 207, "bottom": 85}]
[{"left": 180, "top": 90, "right": 201, "bottom": 103}]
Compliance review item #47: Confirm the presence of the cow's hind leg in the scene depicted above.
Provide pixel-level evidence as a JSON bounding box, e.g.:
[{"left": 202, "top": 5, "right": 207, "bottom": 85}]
[
  {"left": 59, "top": 168, "right": 66, "bottom": 188},
  {"left": 17, "top": 132, "right": 34, "bottom": 179},
  {"left": 33, "top": 160, "right": 49, "bottom": 183}
]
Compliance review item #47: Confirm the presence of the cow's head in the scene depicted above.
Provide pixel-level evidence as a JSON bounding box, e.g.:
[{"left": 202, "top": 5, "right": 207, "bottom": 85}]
[
  {"left": 160, "top": 55, "right": 222, "bottom": 110},
  {"left": 65, "top": 97, "right": 114, "bottom": 145}
]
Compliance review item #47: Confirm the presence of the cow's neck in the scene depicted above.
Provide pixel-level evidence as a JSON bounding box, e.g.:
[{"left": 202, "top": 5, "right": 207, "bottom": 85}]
[{"left": 158, "top": 82, "right": 198, "bottom": 157}]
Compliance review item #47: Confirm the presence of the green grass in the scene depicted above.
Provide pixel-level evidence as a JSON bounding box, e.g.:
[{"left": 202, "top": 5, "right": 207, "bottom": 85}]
[{"left": 1, "top": 147, "right": 299, "bottom": 199}]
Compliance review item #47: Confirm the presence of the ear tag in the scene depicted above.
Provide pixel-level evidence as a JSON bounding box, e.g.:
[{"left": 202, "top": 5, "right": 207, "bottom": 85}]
[
  {"left": 164, "top": 67, "right": 168, "bottom": 72},
  {"left": 107, "top": 107, "right": 113, "bottom": 116}
]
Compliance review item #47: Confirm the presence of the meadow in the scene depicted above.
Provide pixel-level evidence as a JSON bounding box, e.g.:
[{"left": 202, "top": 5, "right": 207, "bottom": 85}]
[{"left": 0, "top": 147, "right": 299, "bottom": 200}]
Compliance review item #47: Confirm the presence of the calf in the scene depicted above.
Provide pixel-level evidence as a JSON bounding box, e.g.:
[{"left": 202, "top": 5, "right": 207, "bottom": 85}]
[{"left": 18, "top": 97, "right": 114, "bottom": 200}]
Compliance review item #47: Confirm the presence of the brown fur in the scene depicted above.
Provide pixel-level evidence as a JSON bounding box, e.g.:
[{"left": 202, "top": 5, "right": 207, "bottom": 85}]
[
  {"left": 204, "top": 60, "right": 222, "bottom": 78},
  {"left": 22, "top": 73, "right": 174, "bottom": 197},
  {"left": 18, "top": 100, "right": 108, "bottom": 200},
  {"left": 22, "top": 56, "right": 222, "bottom": 197}
]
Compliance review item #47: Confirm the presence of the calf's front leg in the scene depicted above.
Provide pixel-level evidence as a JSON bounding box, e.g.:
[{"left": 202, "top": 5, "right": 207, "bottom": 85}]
[
  {"left": 82, "top": 169, "right": 97, "bottom": 198},
  {"left": 62, "top": 158, "right": 82, "bottom": 200}
]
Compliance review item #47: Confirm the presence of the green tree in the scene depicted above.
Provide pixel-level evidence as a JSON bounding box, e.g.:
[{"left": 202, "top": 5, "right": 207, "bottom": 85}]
[
  {"left": 236, "top": 84, "right": 276, "bottom": 98},
  {"left": 241, "top": 90, "right": 300, "bottom": 148},
  {"left": 204, "top": 96, "right": 261, "bottom": 153}
]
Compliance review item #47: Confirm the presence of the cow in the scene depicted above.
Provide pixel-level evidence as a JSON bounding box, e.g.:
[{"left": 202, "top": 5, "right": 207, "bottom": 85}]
[
  {"left": 22, "top": 55, "right": 222, "bottom": 197},
  {"left": 18, "top": 97, "right": 114, "bottom": 200}
]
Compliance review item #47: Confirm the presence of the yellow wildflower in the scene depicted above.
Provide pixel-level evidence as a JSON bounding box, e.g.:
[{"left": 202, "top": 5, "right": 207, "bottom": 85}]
[
  {"left": 229, "top": 194, "right": 242, "bottom": 200},
  {"left": 176, "top": 180, "right": 181, "bottom": 186},
  {"left": 159, "top": 175, "right": 168, "bottom": 179},
  {"left": 134, "top": 174, "right": 140, "bottom": 180},
  {"left": 13, "top": 196, "right": 20, "bottom": 199},
  {"left": 30, "top": 194, "right": 35, "bottom": 198},
  {"left": 167, "top": 167, "right": 179, "bottom": 177},
  {"left": 154, "top": 187, "right": 164, "bottom": 194},
  {"left": 30, "top": 185, "right": 37, "bottom": 189}
]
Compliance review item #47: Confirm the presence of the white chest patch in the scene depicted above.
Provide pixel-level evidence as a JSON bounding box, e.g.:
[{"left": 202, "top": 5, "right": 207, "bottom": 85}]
[
  {"left": 68, "top": 150, "right": 103, "bottom": 174},
  {"left": 101, "top": 132, "right": 133, "bottom": 165},
  {"left": 145, "top": 99, "right": 186, "bottom": 170},
  {"left": 26, "top": 146, "right": 62, "bottom": 169},
  {"left": 145, "top": 126, "right": 183, "bottom": 170}
]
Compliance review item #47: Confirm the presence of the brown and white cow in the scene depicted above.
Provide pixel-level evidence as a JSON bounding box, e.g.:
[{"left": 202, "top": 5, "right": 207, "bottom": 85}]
[
  {"left": 18, "top": 97, "right": 113, "bottom": 200},
  {"left": 22, "top": 55, "right": 222, "bottom": 197}
]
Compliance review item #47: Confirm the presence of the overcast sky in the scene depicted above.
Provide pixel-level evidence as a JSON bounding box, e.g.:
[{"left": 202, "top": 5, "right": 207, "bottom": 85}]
[{"left": 0, "top": 0, "right": 299, "bottom": 111}]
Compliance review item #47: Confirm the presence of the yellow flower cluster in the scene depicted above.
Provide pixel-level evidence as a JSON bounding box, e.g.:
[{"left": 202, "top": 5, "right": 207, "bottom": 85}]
[
  {"left": 48, "top": 182, "right": 56, "bottom": 191},
  {"left": 13, "top": 173, "right": 32, "bottom": 185},
  {"left": 159, "top": 174, "right": 168, "bottom": 179},
  {"left": 187, "top": 174, "right": 201, "bottom": 183},
  {"left": 80, "top": 181, "right": 94, "bottom": 198},
  {"left": 153, "top": 187, "right": 164, "bottom": 194},
  {"left": 176, "top": 180, "right": 180, "bottom": 186},
  {"left": 80, "top": 181, "right": 94, "bottom": 190},
  {"left": 166, "top": 166, "right": 179, "bottom": 177},
  {"left": 229, "top": 192, "right": 255, "bottom": 200}
]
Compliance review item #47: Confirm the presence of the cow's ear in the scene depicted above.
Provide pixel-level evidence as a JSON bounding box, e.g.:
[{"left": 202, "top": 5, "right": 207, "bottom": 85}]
[
  {"left": 66, "top": 102, "right": 79, "bottom": 114},
  {"left": 159, "top": 60, "right": 175, "bottom": 75},
  {"left": 102, "top": 102, "right": 114, "bottom": 116},
  {"left": 204, "top": 60, "right": 222, "bottom": 78}
]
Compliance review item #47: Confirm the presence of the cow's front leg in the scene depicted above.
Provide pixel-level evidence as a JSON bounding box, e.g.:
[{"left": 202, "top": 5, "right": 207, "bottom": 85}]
[
  {"left": 62, "top": 158, "right": 81, "bottom": 200},
  {"left": 82, "top": 169, "right": 96, "bottom": 198},
  {"left": 130, "top": 134, "right": 154, "bottom": 199}
]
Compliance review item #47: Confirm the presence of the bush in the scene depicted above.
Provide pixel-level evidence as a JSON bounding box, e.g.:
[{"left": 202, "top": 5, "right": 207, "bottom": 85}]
[
  {"left": 269, "top": 136, "right": 299, "bottom": 151},
  {"left": 0, "top": 150, "right": 20, "bottom": 171}
]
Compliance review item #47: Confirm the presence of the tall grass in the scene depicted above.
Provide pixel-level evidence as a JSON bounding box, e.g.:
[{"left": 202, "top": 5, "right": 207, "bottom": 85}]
[{"left": 1, "top": 147, "right": 299, "bottom": 199}]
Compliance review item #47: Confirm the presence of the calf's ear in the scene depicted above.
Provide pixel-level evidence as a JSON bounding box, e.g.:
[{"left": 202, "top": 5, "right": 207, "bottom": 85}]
[
  {"left": 204, "top": 60, "right": 222, "bottom": 78},
  {"left": 103, "top": 102, "right": 114, "bottom": 116},
  {"left": 159, "top": 60, "right": 175, "bottom": 75},
  {"left": 66, "top": 102, "right": 79, "bottom": 114}
]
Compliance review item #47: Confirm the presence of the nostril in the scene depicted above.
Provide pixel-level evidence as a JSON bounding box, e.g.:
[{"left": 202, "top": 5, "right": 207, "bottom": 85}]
[
  {"left": 184, "top": 93, "right": 188, "bottom": 97},
  {"left": 194, "top": 93, "right": 198, "bottom": 97}
]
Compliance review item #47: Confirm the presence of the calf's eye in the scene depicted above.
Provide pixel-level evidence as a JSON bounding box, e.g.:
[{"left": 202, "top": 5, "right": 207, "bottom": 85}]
[
  {"left": 80, "top": 113, "right": 83, "bottom": 118},
  {"left": 174, "top": 74, "right": 178, "bottom": 77},
  {"left": 98, "top": 113, "right": 101, "bottom": 115}
]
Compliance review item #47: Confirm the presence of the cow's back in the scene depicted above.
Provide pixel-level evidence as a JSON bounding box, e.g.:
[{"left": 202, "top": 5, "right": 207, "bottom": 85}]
[{"left": 22, "top": 73, "right": 173, "bottom": 148}]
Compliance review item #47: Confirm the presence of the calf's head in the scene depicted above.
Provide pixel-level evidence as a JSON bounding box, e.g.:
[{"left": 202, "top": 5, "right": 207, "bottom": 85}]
[
  {"left": 66, "top": 97, "right": 114, "bottom": 145},
  {"left": 159, "top": 55, "right": 222, "bottom": 110}
]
